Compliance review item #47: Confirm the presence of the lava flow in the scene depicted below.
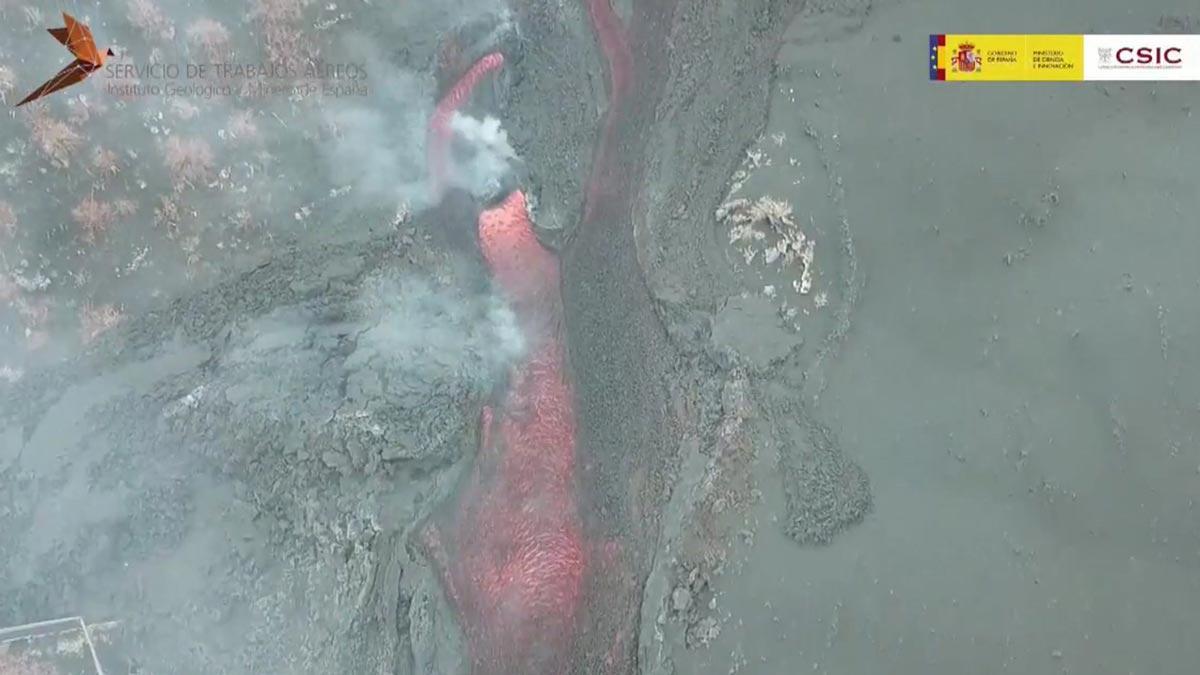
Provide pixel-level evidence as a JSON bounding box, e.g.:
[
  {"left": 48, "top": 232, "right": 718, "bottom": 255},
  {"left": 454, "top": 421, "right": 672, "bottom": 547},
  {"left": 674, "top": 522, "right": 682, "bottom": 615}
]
[
  {"left": 418, "top": 187, "right": 586, "bottom": 674},
  {"left": 418, "top": 50, "right": 588, "bottom": 675},
  {"left": 417, "top": 0, "right": 636, "bottom": 670},
  {"left": 427, "top": 51, "right": 505, "bottom": 196}
]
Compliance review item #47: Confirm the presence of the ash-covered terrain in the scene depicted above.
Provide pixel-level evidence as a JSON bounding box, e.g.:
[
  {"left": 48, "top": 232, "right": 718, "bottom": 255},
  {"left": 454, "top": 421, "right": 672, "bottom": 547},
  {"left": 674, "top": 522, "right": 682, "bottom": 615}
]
[
  {"left": 7, "top": 0, "right": 873, "bottom": 671},
  {"left": 7, "top": 0, "right": 1193, "bottom": 674}
]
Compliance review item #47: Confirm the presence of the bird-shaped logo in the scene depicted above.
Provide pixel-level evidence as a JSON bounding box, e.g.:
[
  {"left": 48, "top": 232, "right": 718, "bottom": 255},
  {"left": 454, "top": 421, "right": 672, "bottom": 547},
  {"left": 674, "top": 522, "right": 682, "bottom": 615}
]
[{"left": 16, "top": 12, "right": 114, "bottom": 107}]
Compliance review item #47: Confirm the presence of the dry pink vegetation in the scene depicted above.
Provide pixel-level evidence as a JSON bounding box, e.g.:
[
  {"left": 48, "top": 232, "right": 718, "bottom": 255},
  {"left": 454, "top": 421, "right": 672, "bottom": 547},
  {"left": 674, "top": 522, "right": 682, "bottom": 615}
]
[
  {"left": 72, "top": 196, "right": 118, "bottom": 243},
  {"left": 27, "top": 110, "right": 83, "bottom": 168},
  {"left": 66, "top": 94, "right": 107, "bottom": 127},
  {"left": 0, "top": 65, "right": 15, "bottom": 105},
  {"left": 15, "top": 298, "right": 49, "bottom": 327},
  {"left": 186, "top": 18, "right": 233, "bottom": 62},
  {"left": 80, "top": 302, "right": 124, "bottom": 344},
  {"left": 168, "top": 98, "right": 200, "bottom": 121},
  {"left": 253, "top": 0, "right": 317, "bottom": 69},
  {"left": 155, "top": 195, "right": 179, "bottom": 224},
  {"left": 0, "top": 271, "right": 17, "bottom": 300},
  {"left": 126, "top": 0, "right": 176, "bottom": 42},
  {"left": 0, "top": 651, "right": 58, "bottom": 675},
  {"left": 91, "top": 146, "right": 121, "bottom": 177},
  {"left": 26, "top": 330, "right": 49, "bottom": 350},
  {"left": 161, "top": 136, "right": 214, "bottom": 190},
  {"left": 256, "top": 0, "right": 306, "bottom": 21},
  {"left": 113, "top": 198, "right": 138, "bottom": 217},
  {"left": 0, "top": 200, "right": 16, "bottom": 239},
  {"left": 0, "top": 273, "right": 17, "bottom": 302},
  {"left": 227, "top": 110, "right": 260, "bottom": 141}
]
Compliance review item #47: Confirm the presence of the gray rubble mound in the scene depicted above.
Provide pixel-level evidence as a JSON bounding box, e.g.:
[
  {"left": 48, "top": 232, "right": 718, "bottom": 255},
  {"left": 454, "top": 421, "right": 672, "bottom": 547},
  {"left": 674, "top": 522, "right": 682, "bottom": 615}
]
[{"left": 780, "top": 418, "right": 872, "bottom": 546}]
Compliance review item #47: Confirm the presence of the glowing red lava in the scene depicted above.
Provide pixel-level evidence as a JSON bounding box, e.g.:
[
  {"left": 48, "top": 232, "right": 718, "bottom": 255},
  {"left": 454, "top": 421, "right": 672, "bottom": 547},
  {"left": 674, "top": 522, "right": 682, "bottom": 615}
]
[
  {"left": 418, "top": 1, "right": 636, "bottom": 668},
  {"left": 419, "top": 48, "right": 586, "bottom": 674},
  {"left": 427, "top": 51, "right": 505, "bottom": 196},
  {"left": 418, "top": 191, "right": 587, "bottom": 675}
]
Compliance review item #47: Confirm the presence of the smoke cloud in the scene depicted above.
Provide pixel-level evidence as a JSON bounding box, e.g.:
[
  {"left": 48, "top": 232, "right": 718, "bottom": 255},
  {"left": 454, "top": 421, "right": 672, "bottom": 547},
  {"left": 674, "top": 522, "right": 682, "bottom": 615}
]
[
  {"left": 445, "top": 112, "right": 521, "bottom": 201},
  {"left": 318, "top": 66, "right": 435, "bottom": 212},
  {"left": 356, "top": 273, "right": 527, "bottom": 378},
  {"left": 317, "top": 69, "right": 521, "bottom": 213}
]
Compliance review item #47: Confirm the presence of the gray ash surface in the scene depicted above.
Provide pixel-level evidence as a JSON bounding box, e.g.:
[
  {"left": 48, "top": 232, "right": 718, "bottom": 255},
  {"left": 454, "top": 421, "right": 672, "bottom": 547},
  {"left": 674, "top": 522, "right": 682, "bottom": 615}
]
[{"left": 0, "top": 1, "right": 881, "bottom": 673}]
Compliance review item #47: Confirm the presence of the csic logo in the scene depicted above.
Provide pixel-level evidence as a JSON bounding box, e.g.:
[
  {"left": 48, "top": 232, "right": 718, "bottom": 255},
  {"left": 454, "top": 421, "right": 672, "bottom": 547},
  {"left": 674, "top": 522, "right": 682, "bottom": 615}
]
[{"left": 1115, "top": 46, "right": 1183, "bottom": 65}]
